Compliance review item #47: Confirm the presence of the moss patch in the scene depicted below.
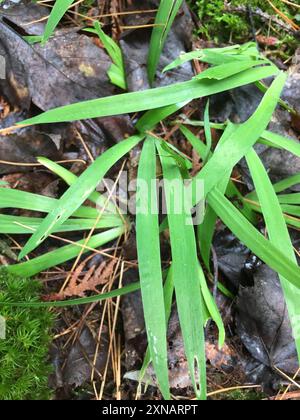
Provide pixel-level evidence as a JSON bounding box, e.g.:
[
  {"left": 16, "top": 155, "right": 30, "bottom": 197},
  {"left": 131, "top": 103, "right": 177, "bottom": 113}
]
[
  {"left": 0, "top": 270, "right": 54, "bottom": 400},
  {"left": 191, "top": 0, "right": 296, "bottom": 44}
]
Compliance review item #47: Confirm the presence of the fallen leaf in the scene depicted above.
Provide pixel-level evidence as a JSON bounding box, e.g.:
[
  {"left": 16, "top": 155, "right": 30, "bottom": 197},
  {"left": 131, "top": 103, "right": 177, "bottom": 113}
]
[{"left": 46, "top": 259, "right": 117, "bottom": 300}]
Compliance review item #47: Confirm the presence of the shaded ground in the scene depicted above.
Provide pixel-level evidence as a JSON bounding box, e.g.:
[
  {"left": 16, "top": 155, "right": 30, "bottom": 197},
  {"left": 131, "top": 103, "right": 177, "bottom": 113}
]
[{"left": 0, "top": 0, "right": 300, "bottom": 400}]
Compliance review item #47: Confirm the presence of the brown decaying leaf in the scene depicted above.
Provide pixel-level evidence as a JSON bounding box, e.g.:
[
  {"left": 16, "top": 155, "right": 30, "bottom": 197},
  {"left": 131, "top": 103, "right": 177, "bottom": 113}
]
[
  {"left": 45, "top": 259, "right": 117, "bottom": 300},
  {"left": 256, "top": 35, "right": 280, "bottom": 47}
]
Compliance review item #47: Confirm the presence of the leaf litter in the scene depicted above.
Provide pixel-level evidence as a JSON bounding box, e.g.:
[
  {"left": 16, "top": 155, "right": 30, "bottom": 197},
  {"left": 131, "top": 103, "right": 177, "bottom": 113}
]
[{"left": 0, "top": 0, "right": 300, "bottom": 401}]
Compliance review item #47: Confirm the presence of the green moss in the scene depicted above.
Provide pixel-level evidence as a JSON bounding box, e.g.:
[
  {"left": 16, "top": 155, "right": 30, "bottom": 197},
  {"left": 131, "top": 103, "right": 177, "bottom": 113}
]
[
  {"left": 222, "top": 389, "right": 266, "bottom": 401},
  {"left": 190, "top": 0, "right": 294, "bottom": 42},
  {"left": 0, "top": 270, "right": 54, "bottom": 400}
]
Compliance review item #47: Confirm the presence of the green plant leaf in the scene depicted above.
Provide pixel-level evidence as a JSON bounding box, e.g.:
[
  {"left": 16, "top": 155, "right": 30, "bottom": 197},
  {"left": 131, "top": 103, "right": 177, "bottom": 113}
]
[
  {"left": 163, "top": 43, "right": 260, "bottom": 72},
  {"left": 198, "top": 264, "right": 225, "bottom": 348},
  {"left": 85, "top": 22, "right": 127, "bottom": 90},
  {"left": 42, "top": 0, "right": 75, "bottom": 43},
  {"left": 0, "top": 279, "right": 140, "bottom": 308},
  {"left": 245, "top": 148, "right": 300, "bottom": 359},
  {"left": 269, "top": 174, "right": 300, "bottom": 194},
  {"left": 195, "top": 60, "right": 269, "bottom": 81},
  {"left": 260, "top": 130, "right": 300, "bottom": 158},
  {"left": 148, "top": 0, "right": 184, "bottom": 83},
  {"left": 136, "top": 137, "right": 170, "bottom": 399},
  {"left": 19, "top": 134, "right": 143, "bottom": 259},
  {"left": 180, "top": 120, "right": 300, "bottom": 160},
  {"left": 19, "top": 66, "right": 278, "bottom": 126},
  {"left": 157, "top": 141, "right": 207, "bottom": 400},
  {"left": 203, "top": 100, "right": 212, "bottom": 164},
  {"left": 277, "top": 193, "right": 300, "bottom": 205},
  {"left": 139, "top": 266, "right": 175, "bottom": 389},
  {"left": 207, "top": 189, "right": 300, "bottom": 289},
  {"left": 0, "top": 188, "right": 99, "bottom": 219},
  {"left": 136, "top": 101, "right": 190, "bottom": 132},
  {"left": 0, "top": 214, "right": 123, "bottom": 234},
  {"left": 192, "top": 72, "right": 287, "bottom": 199},
  {"left": 37, "top": 157, "right": 117, "bottom": 214},
  {"left": 7, "top": 227, "right": 124, "bottom": 278}
]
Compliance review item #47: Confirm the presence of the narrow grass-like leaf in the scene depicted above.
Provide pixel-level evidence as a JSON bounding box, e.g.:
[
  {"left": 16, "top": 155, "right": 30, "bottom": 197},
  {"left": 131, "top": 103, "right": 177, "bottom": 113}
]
[
  {"left": 7, "top": 227, "right": 124, "bottom": 278},
  {"left": 85, "top": 23, "right": 126, "bottom": 90},
  {"left": 19, "top": 66, "right": 278, "bottom": 126},
  {"left": 198, "top": 264, "right": 225, "bottom": 348},
  {"left": 42, "top": 0, "right": 75, "bottom": 43},
  {"left": 136, "top": 137, "right": 170, "bottom": 399},
  {"left": 203, "top": 101, "right": 212, "bottom": 164},
  {"left": 136, "top": 101, "right": 190, "bottom": 132},
  {"left": 180, "top": 124, "right": 256, "bottom": 224},
  {"left": 245, "top": 200, "right": 300, "bottom": 229},
  {"left": 23, "top": 35, "right": 44, "bottom": 44},
  {"left": 0, "top": 188, "right": 99, "bottom": 219},
  {"left": 245, "top": 148, "right": 300, "bottom": 358},
  {"left": 207, "top": 189, "right": 300, "bottom": 288},
  {"left": 277, "top": 193, "right": 300, "bottom": 205},
  {"left": 260, "top": 130, "right": 300, "bottom": 158},
  {"left": 192, "top": 72, "right": 287, "bottom": 199},
  {"left": 157, "top": 142, "right": 206, "bottom": 400},
  {"left": 180, "top": 124, "right": 255, "bottom": 265},
  {"left": 139, "top": 266, "right": 175, "bottom": 387},
  {"left": 163, "top": 43, "right": 260, "bottom": 72},
  {"left": 272, "top": 174, "right": 300, "bottom": 194},
  {"left": 280, "top": 205, "right": 300, "bottom": 217},
  {"left": 197, "top": 122, "right": 237, "bottom": 268},
  {"left": 0, "top": 281, "right": 140, "bottom": 308},
  {"left": 180, "top": 119, "right": 300, "bottom": 161},
  {"left": 38, "top": 157, "right": 116, "bottom": 214},
  {"left": 247, "top": 205, "right": 300, "bottom": 224},
  {"left": 0, "top": 214, "right": 123, "bottom": 234},
  {"left": 19, "top": 134, "right": 143, "bottom": 259},
  {"left": 195, "top": 60, "right": 268, "bottom": 81},
  {"left": 148, "top": 0, "right": 183, "bottom": 83}
]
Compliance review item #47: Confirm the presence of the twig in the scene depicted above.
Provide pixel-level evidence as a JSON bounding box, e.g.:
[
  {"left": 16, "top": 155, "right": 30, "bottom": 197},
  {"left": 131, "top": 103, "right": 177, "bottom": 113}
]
[{"left": 224, "top": 2, "right": 297, "bottom": 34}]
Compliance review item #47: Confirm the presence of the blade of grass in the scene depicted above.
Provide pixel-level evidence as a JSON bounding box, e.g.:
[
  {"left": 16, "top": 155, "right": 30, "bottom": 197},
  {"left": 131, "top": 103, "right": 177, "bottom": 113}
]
[
  {"left": 245, "top": 148, "right": 300, "bottom": 359},
  {"left": 207, "top": 189, "right": 300, "bottom": 288},
  {"left": 260, "top": 130, "right": 300, "bottom": 158},
  {"left": 19, "top": 134, "right": 143, "bottom": 259},
  {"left": 136, "top": 101, "right": 190, "bottom": 132},
  {"left": 268, "top": 174, "right": 300, "bottom": 194},
  {"left": 157, "top": 141, "right": 207, "bottom": 400},
  {"left": 195, "top": 60, "right": 268, "bottom": 81},
  {"left": 136, "top": 137, "right": 170, "bottom": 399},
  {"left": 148, "top": 0, "right": 183, "bottom": 84},
  {"left": 192, "top": 72, "right": 287, "bottom": 199},
  {"left": 19, "top": 66, "right": 278, "bottom": 126},
  {"left": 180, "top": 120, "right": 300, "bottom": 160},
  {"left": 37, "top": 157, "right": 116, "bottom": 214},
  {"left": 246, "top": 172, "right": 300, "bottom": 203},
  {"left": 139, "top": 266, "right": 175, "bottom": 390},
  {"left": 0, "top": 214, "right": 123, "bottom": 234},
  {"left": 163, "top": 43, "right": 260, "bottom": 72},
  {"left": 0, "top": 280, "right": 140, "bottom": 308},
  {"left": 198, "top": 264, "right": 225, "bottom": 348},
  {"left": 7, "top": 227, "right": 124, "bottom": 278},
  {"left": 277, "top": 193, "right": 300, "bottom": 205},
  {"left": 0, "top": 188, "right": 100, "bottom": 219},
  {"left": 245, "top": 200, "right": 300, "bottom": 229},
  {"left": 85, "top": 22, "right": 126, "bottom": 90},
  {"left": 203, "top": 100, "right": 212, "bottom": 164},
  {"left": 198, "top": 122, "right": 238, "bottom": 269},
  {"left": 42, "top": 0, "right": 75, "bottom": 43},
  {"left": 180, "top": 124, "right": 255, "bottom": 266}
]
